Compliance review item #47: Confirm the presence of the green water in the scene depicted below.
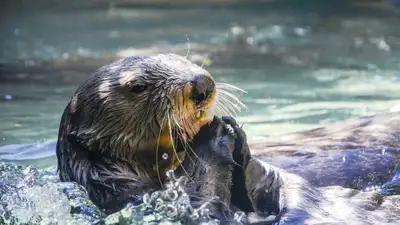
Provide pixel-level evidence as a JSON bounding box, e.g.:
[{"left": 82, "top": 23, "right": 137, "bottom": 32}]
[{"left": 1, "top": 3, "right": 400, "bottom": 168}]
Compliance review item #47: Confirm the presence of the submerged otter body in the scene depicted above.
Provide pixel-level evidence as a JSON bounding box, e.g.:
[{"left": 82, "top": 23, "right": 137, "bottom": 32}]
[{"left": 250, "top": 112, "right": 400, "bottom": 189}]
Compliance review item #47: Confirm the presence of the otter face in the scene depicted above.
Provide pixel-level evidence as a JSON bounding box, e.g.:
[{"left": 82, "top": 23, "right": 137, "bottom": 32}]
[{"left": 73, "top": 54, "right": 245, "bottom": 160}]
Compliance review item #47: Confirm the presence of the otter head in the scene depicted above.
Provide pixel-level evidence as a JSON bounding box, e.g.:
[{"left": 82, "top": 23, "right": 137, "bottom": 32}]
[{"left": 70, "top": 54, "right": 245, "bottom": 166}]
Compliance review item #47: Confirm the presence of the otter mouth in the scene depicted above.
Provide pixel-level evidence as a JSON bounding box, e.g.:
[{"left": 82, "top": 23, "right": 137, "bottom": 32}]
[
  {"left": 175, "top": 82, "right": 247, "bottom": 144},
  {"left": 155, "top": 77, "right": 247, "bottom": 177},
  {"left": 161, "top": 74, "right": 247, "bottom": 154},
  {"left": 196, "top": 107, "right": 211, "bottom": 120},
  {"left": 196, "top": 109, "right": 206, "bottom": 119},
  {"left": 196, "top": 110, "right": 205, "bottom": 119}
]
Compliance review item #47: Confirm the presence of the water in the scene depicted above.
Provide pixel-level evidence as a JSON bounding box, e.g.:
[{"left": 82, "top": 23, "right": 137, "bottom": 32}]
[
  {"left": 2, "top": 5, "right": 400, "bottom": 165},
  {"left": 1, "top": 1, "right": 400, "bottom": 224}
]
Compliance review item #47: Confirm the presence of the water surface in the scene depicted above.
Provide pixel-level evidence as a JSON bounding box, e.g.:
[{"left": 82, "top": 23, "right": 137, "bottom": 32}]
[{"left": 1, "top": 3, "right": 400, "bottom": 167}]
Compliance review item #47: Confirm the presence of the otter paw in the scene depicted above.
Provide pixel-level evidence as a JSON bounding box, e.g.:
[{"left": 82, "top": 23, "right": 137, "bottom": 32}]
[
  {"left": 193, "top": 116, "right": 237, "bottom": 165},
  {"left": 221, "top": 116, "right": 250, "bottom": 167},
  {"left": 195, "top": 116, "right": 226, "bottom": 143},
  {"left": 221, "top": 116, "right": 247, "bottom": 143}
]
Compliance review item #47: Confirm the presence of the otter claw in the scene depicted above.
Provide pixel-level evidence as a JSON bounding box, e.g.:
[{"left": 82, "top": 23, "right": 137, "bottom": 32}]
[
  {"left": 224, "top": 124, "right": 237, "bottom": 139},
  {"left": 220, "top": 116, "right": 250, "bottom": 168},
  {"left": 221, "top": 116, "right": 238, "bottom": 128},
  {"left": 227, "top": 125, "right": 235, "bottom": 135},
  {"left": 221, "top": 116, "right": 247, "bottom": 142}
]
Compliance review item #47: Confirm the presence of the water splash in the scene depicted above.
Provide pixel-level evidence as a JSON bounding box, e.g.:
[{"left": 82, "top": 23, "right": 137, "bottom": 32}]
[
  {"left": 0, "top": 163, "right": 97, "bottom": 225},
  {"left": 0, "top": 162, "right": 244, "bottom": 225}
]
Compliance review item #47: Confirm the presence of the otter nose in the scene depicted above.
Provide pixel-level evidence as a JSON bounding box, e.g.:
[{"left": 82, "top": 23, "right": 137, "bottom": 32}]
[{"left": 191, "top": 74, "right": 215, "bottom": 105}]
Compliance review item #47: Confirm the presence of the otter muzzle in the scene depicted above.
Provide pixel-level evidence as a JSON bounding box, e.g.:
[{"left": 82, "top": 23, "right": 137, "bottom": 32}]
[{"left": 190, "top": 74, "right": 216, "bottom": 106}]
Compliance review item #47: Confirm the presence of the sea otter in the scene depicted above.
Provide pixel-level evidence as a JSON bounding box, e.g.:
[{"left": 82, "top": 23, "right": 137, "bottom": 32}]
[
  {"left": 53, "top": 53, "right": 400, "bottom": 224},
  {"left": 55, "top": 54, "right": 248, "bottom": 215}
]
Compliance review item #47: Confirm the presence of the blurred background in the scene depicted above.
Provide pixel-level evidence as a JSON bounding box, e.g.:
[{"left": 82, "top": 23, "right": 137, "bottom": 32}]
[{"left": 1, "top": 0, "right": 400, "bottom": 166}]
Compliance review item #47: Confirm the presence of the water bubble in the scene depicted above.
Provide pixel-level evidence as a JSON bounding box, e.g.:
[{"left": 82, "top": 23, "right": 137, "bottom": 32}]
[
  {"left": 166, "top": 190, "right": 178, "bottom": 201},
  {"left": 152, "top": 191, "right": 160, "bottom": 200},
  {"left": 142, "top": 193, "right": 150, "bottom": 204},
  {"left": 162, "top": 153, "right": 169, "bottom": 160},
  {"left": 154, "top": 203, "right": 165, "bottom": 213},
  {"left": 166, "top": 205, "right": 178, "bottom": 218},
  {"left": 156, "top": 198, "right": 164, "bottom": 206},
  {"left": 190, "top": 211, "right": 200, "bottom": 220},
  {"left": 234, "top": 211, "right": 247, "bottom": 222}
]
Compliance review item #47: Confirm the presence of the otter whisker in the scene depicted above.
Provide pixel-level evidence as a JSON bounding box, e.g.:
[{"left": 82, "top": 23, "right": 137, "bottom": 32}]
[
  {"left": 167, "top": 113, "right": 195, "bottom": 184},
  {"left": 215, "top": 94, "right": 240, "bottom": 117},
  {"left": 185, "top": 33, "right": 191, "bottom": 59},
  {"left": 172, "top": 114, "right": 197, "bottom": 165},
  {"left": 216, "top": 92, "right": 243, "bottom": 112},
  {"left": 156, "top": 114, "right": 167, "bottom": 190},
  {"left": 216, "top": 99, "right": 234, "bottom": 117},
  {"left": 172, "top": 114, "right": 184, "bottom": 131},
  {"left": 175, "top": 115, "right": 202, "bottom": 163},
  {"left": 173, "top": 109, "right": 208, "bottom": 168},
  {"left": 178, "top": 137, "right": 196, "bottom": 165},
  {"left": 215, "top": 98, "right": 233, "bottom": 117},
  {"left": 217, "top": 87, "right": 244, "bottom": 98},
  {"left": 200, "top": 55, "right": 207, "bottom": 68},
  {"left": 217, "top": 89, "right": 247, "bottom": 109},
  {"left": 216, "top": 95, "right": 244, "bottom": 117},
  {"left": 216, "top": 82, "right": 247, "bottom": 94},
  {"left": 215, "top": 82, "right": 247, "bottom": 118},
  {"left": 177, "top": 127, "right": 207, "bottom": 169}
]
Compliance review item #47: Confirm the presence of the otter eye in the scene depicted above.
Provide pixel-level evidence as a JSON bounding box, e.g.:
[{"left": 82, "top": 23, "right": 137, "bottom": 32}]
[{"left": 130, "top": 84, "right": 147, "bottom": 94}]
